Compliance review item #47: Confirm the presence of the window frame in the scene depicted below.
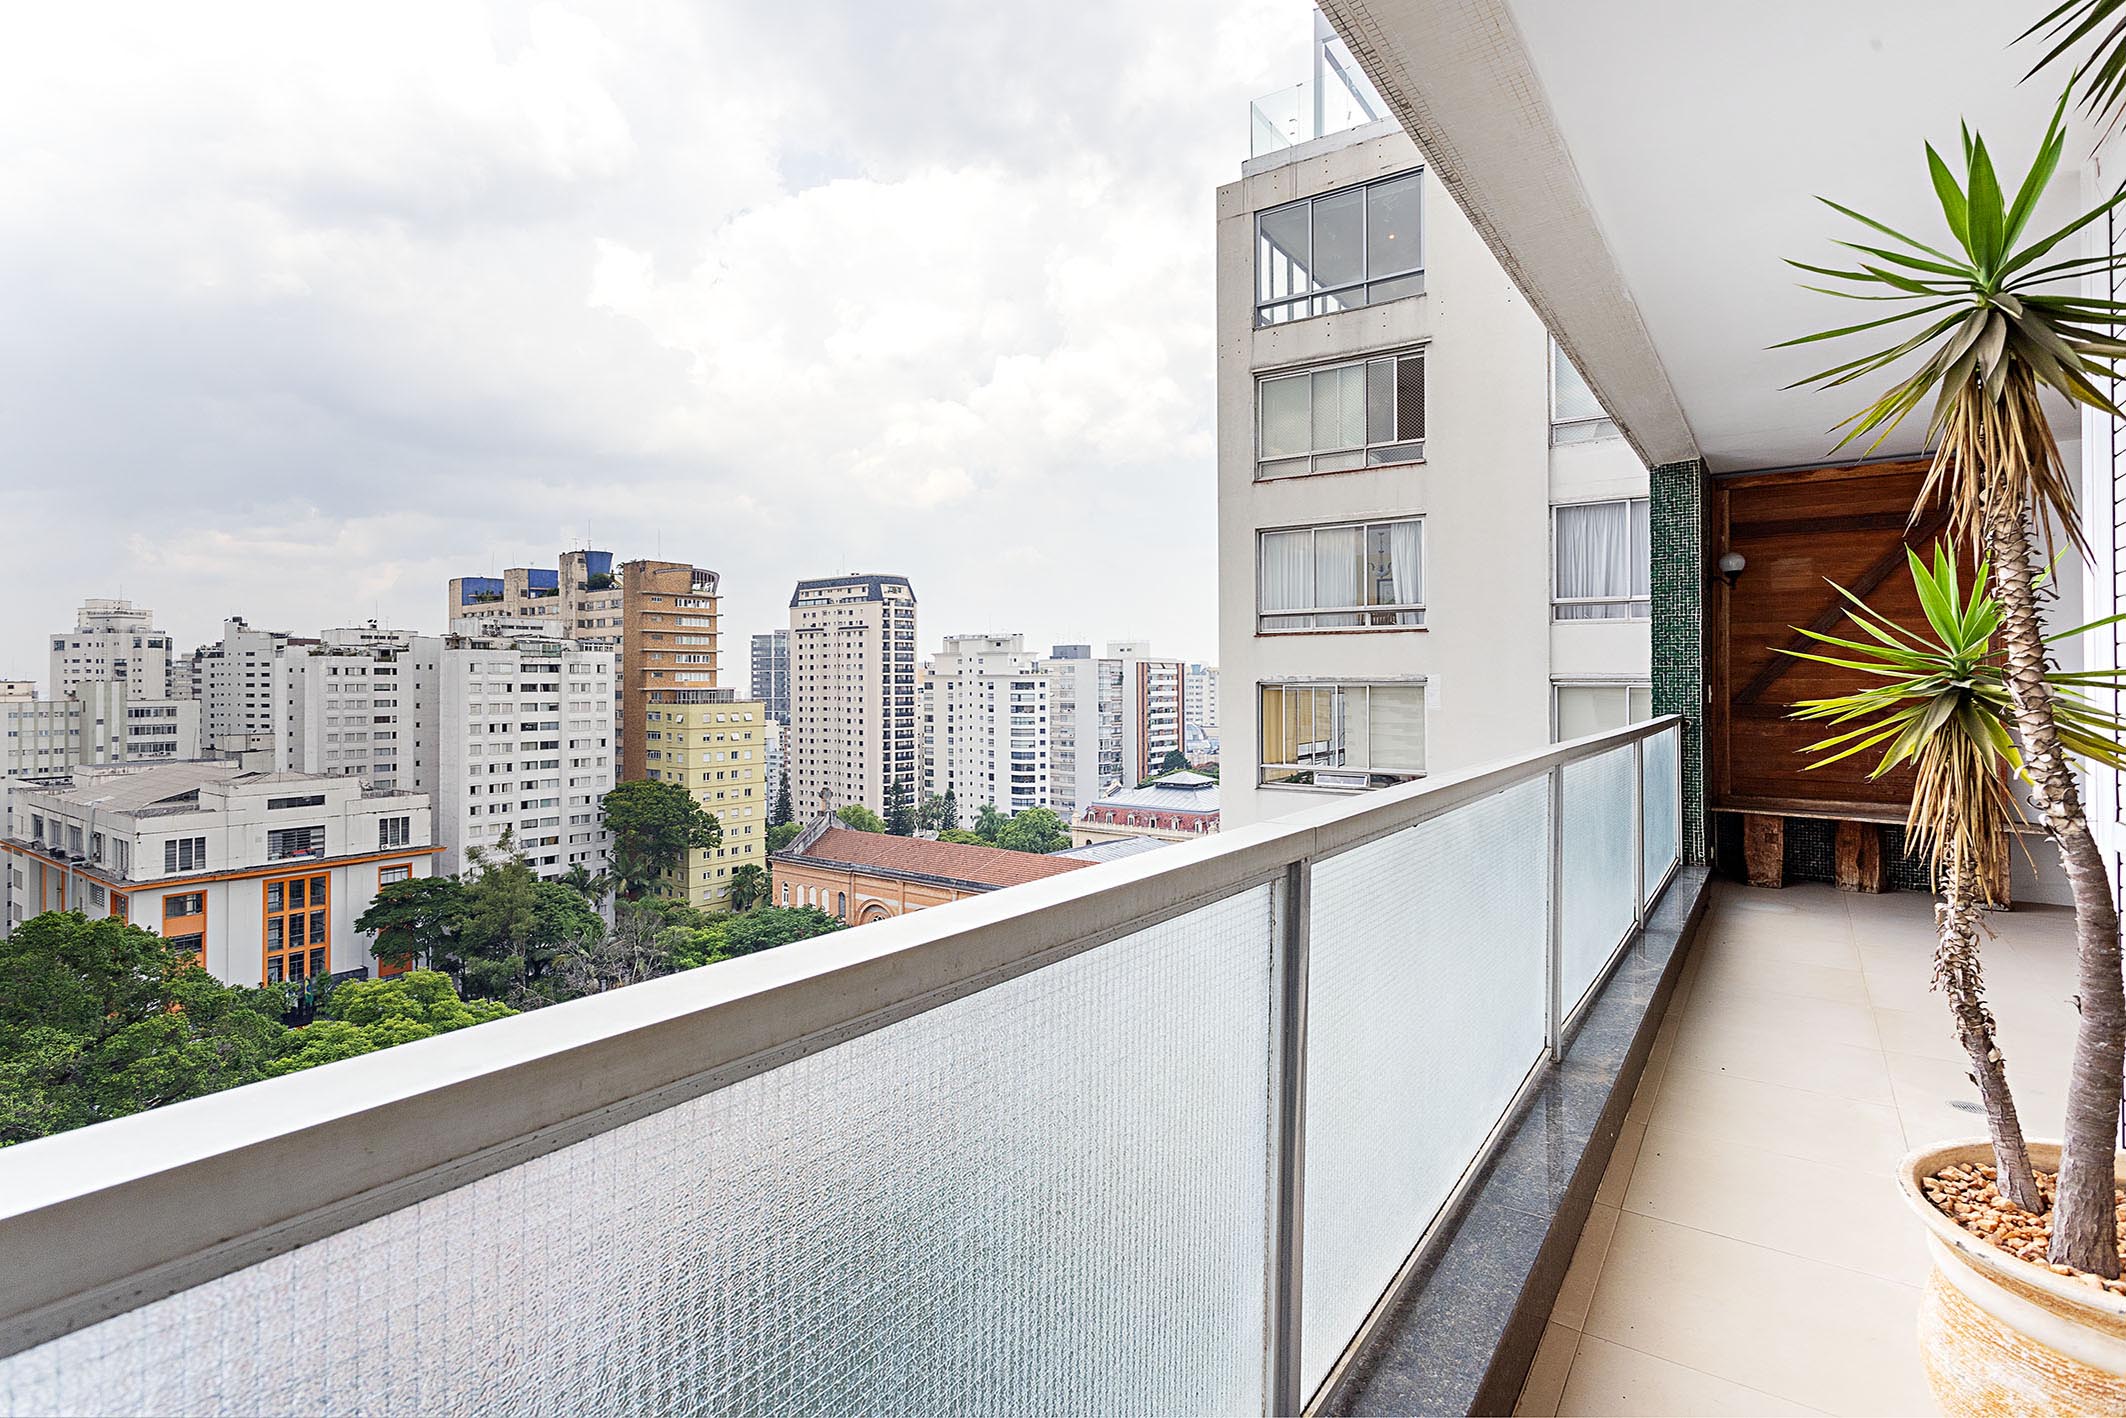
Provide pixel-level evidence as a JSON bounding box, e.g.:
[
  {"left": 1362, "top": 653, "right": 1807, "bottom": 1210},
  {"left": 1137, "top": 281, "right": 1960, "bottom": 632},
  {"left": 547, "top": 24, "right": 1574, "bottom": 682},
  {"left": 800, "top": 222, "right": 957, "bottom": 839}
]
[
  {"left": 1253, "top": 169, "right": 1425, "bottom": 328},
  {"left": 1256, "top": 517, "right": 1426, "bottom": 632},
  {"left": 1256, "top": 679, "right": 1428, "bottom": 790},
  {"left": 1255, "top": 347, "right": 1426, "bottom": 481},
  {"left": 1551, "top": 497, "right": 1652, "bottom": 622},
  {"left": 1551, "top": 680, "right": 1655, "bottom": 743},
  {"left": 1549, "top": 337, "right": 1620, "bottom": 444}
]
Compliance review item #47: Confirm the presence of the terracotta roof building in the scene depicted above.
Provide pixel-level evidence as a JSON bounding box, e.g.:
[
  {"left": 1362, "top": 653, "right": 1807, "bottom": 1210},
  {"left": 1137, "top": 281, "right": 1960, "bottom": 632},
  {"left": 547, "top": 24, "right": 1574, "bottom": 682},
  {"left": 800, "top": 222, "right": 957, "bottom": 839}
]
[{"left": 771, "top": 816, "right": 1089, "bottom": 925}]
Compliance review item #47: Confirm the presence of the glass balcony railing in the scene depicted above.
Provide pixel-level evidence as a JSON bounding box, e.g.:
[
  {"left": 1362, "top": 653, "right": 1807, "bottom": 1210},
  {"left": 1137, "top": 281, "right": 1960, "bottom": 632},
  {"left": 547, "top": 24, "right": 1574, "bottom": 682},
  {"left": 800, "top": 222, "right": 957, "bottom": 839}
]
[
  {"left": 1247, "top": 27, "right": 1388, "bottom": 159},
  {"left": 0, "top": 718, "right": 1683, "bottom": 1416}
]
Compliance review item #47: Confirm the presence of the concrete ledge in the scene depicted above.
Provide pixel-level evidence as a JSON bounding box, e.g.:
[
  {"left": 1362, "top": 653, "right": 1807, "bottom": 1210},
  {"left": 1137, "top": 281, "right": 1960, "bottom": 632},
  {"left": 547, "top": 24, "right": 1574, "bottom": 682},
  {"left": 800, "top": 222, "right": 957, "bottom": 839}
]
[{"left": 1321, "top": 863, "right": 1712, "bottom": 1416}]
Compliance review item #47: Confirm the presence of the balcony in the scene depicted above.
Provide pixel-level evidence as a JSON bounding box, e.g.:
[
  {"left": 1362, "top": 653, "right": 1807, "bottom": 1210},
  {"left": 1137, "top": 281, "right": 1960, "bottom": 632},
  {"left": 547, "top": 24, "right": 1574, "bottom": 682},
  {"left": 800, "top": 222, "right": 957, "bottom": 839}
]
[
  {"left": 1514, "top": 881, "right": 2080, "bottom": 1416},
  {"left": 0, "top": 720, "right": 1684, "bottom": 1413},
  {"left": 1247, "top": 12, "right": 1387, "bottom": 159}
]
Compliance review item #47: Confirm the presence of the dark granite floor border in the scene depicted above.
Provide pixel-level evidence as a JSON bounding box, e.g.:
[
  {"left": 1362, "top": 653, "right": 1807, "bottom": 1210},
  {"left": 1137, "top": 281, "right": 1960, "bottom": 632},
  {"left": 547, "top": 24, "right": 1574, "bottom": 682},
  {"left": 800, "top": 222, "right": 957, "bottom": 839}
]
[{"left": 1318, "top": 864, "right": 1713, "bottom": 1417}]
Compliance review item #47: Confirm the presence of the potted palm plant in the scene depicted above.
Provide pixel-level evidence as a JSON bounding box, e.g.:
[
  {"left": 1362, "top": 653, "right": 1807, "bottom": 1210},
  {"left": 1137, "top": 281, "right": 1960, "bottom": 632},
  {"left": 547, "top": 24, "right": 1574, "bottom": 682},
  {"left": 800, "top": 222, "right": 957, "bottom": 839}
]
[{"left": 1783, "top": 96, "right": 2126, "bottom": 1407}]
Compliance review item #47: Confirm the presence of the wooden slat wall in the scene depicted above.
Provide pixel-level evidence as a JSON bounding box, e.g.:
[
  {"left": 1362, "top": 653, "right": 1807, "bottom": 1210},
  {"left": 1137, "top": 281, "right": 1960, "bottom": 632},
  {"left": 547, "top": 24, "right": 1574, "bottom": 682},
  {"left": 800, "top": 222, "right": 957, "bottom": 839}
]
[{"left": 1712, "top": 459, "right": 1948, "bottom": 818}]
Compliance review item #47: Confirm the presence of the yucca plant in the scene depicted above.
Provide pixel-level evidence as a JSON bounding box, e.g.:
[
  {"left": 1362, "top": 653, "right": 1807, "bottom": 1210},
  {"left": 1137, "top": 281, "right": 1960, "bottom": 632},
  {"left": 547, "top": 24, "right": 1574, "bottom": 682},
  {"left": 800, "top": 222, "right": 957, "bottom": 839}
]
[
  {"left": 1787, "top": 546, "right": 2126, "bottom": 1211},
  {"left": 1780, "top": 99, "right": 2126, "bottom": 1272},
  {"left": 2024, "top": 1, "right": 2126, "bottom": 137}
]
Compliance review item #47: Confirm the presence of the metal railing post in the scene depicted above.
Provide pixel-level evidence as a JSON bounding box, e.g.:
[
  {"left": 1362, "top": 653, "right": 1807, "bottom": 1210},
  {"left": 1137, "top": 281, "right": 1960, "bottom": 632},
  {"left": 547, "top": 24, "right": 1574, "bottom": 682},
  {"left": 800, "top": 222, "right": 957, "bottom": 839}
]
[
  {"left": 1631, "top": 738, "right": 1646, "bottom": 927},
  {"left": 1267, "top": 858, "right": 1312, "bottom": 1417},
  {"left": 1546, "top": 765, "right": 1564, "bottom": 1062}
]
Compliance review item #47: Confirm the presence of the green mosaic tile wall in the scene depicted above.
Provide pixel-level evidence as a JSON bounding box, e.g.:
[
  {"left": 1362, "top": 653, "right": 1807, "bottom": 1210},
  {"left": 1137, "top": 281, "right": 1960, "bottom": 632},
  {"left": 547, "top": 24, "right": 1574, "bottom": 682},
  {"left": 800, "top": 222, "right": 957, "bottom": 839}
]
[{"left": 1651, "top": 459, "right": 1708, "bottom": 861}]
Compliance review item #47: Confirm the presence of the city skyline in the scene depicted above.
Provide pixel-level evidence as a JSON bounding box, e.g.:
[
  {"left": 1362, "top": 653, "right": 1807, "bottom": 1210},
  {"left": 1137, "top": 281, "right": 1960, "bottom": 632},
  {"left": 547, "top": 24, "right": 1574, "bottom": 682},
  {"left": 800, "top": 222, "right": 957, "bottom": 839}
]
[{"left": 0, "top": 0, "right": 1303, "bottom": 683}]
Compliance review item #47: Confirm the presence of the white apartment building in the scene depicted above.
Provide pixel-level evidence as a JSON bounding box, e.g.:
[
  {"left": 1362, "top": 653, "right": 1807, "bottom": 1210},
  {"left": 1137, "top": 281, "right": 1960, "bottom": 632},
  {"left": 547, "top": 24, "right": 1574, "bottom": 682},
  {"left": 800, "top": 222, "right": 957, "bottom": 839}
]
[
  {"left": 1, "top": 681, "right": 200, "bottom": 776},
  {"left": 1184, "top": 663, "right": 1220, "bottom": 741},
  {"left": 1217, "top": 35, "right": 1649, "bottom": 830},
  {"left": 1039, "top": 642, "right": 1187, "bottom": 818},
  {"left": 192, "top": 616, "right": 306, "bottom": 755},
  {"left": 280, "top": 637, "right": 416, "bottom": 793},
  {"left": 789, "top": 575, "right": 918, "bottom": 817},
  {"left": 0, "top": 762, "right": 436, "bottom": 987},
  {"left": 48, "top": 598, "right": 175, "bottom": 699},
  {"left": 409, "top": 632, "right": 615, "bottom": 880},
  {"left": 921, "top": 633, "right": 1051, "bottom": 817}
]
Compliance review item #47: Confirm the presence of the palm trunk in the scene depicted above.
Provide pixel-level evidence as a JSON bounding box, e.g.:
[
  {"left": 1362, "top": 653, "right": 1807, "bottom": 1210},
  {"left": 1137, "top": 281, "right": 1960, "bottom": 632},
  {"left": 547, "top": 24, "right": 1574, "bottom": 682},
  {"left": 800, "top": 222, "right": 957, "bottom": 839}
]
[
  {"left": 1938, "top": 844, "right": 2045, "bottom": 1210},
  {"left": 1985, "top": 490, "right": 2124, "bottom": 1278}
]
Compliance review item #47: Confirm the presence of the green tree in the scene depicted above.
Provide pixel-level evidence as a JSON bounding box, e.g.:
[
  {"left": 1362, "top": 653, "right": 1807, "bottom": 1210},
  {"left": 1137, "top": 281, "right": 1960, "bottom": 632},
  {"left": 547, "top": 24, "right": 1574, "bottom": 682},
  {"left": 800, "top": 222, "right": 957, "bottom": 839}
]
[
  {"left": 772, "top": 767, "right": 793, "bottom": 828},
  {"left": 915, "top": 792, "right": 947, "bottom": 832},
  {"left": 937, "top": 829, "right": 985, "bottom": 846},
  {"left": 455, "top": 841, "right": 605, "bottom": 1001},
  {"left": 767, "top": 820, "right": 803, "bottom": 853},
  {"left": 719, "top": 905, "right": 845, "bottom": 957},
  {"left": 940, "top": 786, "right": 960, "bottom": 833},
  {"left": 601, "top": 780, "right": 724, "bottom": 898},
  {"left": 1156, "top": 749, "right": 1190, "bottom": 776},
  {"left": 0, "top": 912, "right": 290, "bottom": 1145},
  {"left": 836, "top": 803, "right": 887, "bottom": 833},
  {"left": 267, "top": 971, "right": 515, "bottom": 1075},
  {"left": 1782, "top": 99, "right": 2126, "bottom": 1270},
  {"left": 884, "top": 778, "right": 916, "bottom": 836},
  {"left": 995, "top": 808, "right": 1071, "bottom": 855},
  {"left": 727, "top": 863, "right": 768, "bottom": 912},
  {"left": 355, "top": 875, "right": 471, "bottom": 976},
  {"left": 557, "top": 862, "right": 614, "bottom": 908},
  {"left": 972, "top": 803, "right": 1009, "bottom": 843}
]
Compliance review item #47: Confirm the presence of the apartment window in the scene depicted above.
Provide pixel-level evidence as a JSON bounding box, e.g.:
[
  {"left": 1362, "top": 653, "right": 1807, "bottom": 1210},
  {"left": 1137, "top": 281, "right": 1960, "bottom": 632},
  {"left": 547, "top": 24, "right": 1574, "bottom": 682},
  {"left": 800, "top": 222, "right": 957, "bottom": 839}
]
[
  {"left": 164, "top": 892, "right": 205, "bottom": 918},
  {"left": 1259, "top": 682, "right": 1426, "bottom": 788},
  {"left": 266, "top": 793, "right": 327, "bottom": 811},
  {"left": 263, "top": 873, "right": 329, "bottom": 984},
  {"left": 1255, "top": 170, "right": 1423, "bottom": 327},
  {"left": 379, "top": 864, "right": 412, "bottom": 885},
  {"left": 1553, "top": 499, "right": 1651, "bottom": 620},
  {"left": 1258, "top": 519, "right": 1423, "bottom": 631},
  {"left": 1554, "top": 682, "right": 1654, "bottom": 742},
  {"left": 1550, "top": 338, "right": 1618, "bottom": 444},
  {"left": 267, "top": 825, "right": 326, "bottom": 861},
  {"left": 1257, "top": 350, "right": 1424, "bottom": 479},
  {"left": 164, "top": 837, "right": 206, "bottom": 873},
  {"left": 378, "top": 816, "right": 411, "bottom": 849}
]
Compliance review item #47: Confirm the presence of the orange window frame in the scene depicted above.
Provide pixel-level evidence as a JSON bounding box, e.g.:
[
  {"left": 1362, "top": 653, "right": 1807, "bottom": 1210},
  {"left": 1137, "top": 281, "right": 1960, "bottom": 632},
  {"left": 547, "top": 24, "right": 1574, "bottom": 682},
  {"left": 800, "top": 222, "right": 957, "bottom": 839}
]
[
  {"left": 374, "top": 861, "right": 415, "bottom": 976},
  {"left": 162, "top": 891, "right": 206, "bottom": 968},
  {"left": 262, "top": 871, "right": 330, "bottom": 985}
]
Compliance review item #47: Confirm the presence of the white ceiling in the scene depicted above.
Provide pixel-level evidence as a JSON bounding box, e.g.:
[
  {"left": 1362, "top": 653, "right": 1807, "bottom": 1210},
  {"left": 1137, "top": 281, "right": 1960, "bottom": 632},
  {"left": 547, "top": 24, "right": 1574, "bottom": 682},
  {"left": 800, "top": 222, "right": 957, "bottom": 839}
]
[{"left": 1493, "top": 0, "right": 2095, "bottom": 471}]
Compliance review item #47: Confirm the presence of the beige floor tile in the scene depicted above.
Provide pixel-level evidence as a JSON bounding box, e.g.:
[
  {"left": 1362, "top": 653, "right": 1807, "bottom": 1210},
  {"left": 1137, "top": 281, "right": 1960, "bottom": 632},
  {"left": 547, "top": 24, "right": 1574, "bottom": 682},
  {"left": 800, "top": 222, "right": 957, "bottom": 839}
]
[
  {"left": 1514, "top": 1322, "right": 1580, "bottom": 1416},
  {"left": 1870, "top": 1006, "right": 1962, "bottom": 1064},
  {"left": 1626, "top": 1050, "right": 1669, "bottom": 1124},
  {"left": 1551, "top": 1202, "right": 1621, "bottom": 1330},
  {"left": 1681, "top": 982, "right": 1881, "bottom": 1051},
  {"left": 1557, "top": 1333, "right": 1824, "bottom": 1416},
  {"left": 1698, "top": 929, "right": 1859, "bottom": 972},
  {"left": 1885, "top": 1048, "right": 2067, "bottom": 1150},
  {"left": 1594, "top": 1119, "right": 1648, "bottom": 1210},
  {"left": 1649, "top": 1063, "right": 1910, "bottom": 1172},
  {"left": 1668, "top": 1018, "right": 1896, "bottom": 1106},
  {"left": 1582, "top": 1211, "right": 1934, "bottom": 1416},
  {"left": 1691, "top": 953, "right": 1872, "bottom": 1006},
  {"left": 1621, "top": 1126, "right": 1930, "bottom": 1285}
]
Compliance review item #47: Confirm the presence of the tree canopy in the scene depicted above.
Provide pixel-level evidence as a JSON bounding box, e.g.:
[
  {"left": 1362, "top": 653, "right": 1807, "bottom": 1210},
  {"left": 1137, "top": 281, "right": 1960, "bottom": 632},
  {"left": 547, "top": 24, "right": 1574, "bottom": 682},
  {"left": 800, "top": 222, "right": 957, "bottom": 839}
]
[
  {"left": 972, "top": 803, "right": 1010, "bottom": 843},
  {"left": 883, "top": 778, "right": 916, "bottom": 836},
  {"left": 767, "top": 820, "right": 803, "bottom": 853},
  {"left": 601, "top": 780, "right": 724, "bottom": 897},
  {"left": 836, "top": 803, "right": 886, "bottom": 834},
  {"left": 994, "top": 807, "right": 1071, "bottom": 855},
  {"left": 267, "top": 972, "right": 515, "bottom": 1075}
]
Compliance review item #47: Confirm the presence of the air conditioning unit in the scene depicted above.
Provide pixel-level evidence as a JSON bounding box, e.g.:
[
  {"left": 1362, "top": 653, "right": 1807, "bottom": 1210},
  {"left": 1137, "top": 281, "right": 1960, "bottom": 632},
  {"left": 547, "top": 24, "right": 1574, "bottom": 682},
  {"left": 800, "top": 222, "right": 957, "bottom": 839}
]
[{"left": 1313, "top": 770, "right": 1370, "bottom": 791}]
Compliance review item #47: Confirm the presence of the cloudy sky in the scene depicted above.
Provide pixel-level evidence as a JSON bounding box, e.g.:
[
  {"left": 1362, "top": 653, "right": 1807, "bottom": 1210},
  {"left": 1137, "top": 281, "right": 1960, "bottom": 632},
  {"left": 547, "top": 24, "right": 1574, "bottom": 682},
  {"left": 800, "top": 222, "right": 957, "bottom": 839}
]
[{"left": 0, "top": 0, "right": 1310, "bottom": 684}]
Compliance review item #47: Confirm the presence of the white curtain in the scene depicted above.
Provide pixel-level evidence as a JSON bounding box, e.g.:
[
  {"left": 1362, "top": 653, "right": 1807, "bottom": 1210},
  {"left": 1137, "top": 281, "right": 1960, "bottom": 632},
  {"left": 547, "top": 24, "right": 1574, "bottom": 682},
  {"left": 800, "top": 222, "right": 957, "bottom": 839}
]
[
  {"left": 1387, "top": 520, "right": 1423, "bottom": 623},
  {"left": 1259, "top": 531, "right": 1313, "bottom": 626},
  {"left": 1555, "top": 501, "right": 1634, "bottom": 620},
  {"left": 1313, "top": 525, "right": 1364, "bottom": 626}
]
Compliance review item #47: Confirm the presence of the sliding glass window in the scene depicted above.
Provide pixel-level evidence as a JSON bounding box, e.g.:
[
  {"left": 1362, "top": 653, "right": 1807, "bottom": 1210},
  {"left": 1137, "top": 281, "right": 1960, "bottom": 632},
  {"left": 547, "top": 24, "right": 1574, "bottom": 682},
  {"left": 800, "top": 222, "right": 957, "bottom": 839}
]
[{"left": 1255, "top": 171, "right": 1423, "bottom": 327}]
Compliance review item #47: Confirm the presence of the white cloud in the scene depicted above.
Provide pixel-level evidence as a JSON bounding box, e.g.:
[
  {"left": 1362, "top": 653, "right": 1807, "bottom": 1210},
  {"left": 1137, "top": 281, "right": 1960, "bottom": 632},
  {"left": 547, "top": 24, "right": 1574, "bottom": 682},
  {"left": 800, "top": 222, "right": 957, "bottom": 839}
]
[{"left": 0, "top": 0, "right": 1305, "bottom": 680}]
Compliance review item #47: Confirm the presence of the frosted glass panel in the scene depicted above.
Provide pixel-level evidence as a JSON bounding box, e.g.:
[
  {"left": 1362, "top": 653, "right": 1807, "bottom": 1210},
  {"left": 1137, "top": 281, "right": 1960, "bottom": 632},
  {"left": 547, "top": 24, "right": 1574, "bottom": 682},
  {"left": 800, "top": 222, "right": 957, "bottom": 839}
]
[
  {"left": 0, "top": 890, "right": 1277, "bottom": 1418},
  {"left": 1561, "top": 747, "right": 1637, "bottom": 1012},
  {"left": 1643, "top": 727, "right": 1680, "bottom": 902},
  {"left": 1299, "top": 779, "right": 1549, "bottom": 1395}
]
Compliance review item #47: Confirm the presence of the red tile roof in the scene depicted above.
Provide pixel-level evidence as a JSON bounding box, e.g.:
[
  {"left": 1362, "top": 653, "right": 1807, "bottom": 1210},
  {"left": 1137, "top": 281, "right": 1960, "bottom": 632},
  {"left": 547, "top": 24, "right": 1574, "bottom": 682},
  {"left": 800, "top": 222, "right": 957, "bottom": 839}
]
[{"left": 778, "top": 828, "right": 1093, "bottom": 889}]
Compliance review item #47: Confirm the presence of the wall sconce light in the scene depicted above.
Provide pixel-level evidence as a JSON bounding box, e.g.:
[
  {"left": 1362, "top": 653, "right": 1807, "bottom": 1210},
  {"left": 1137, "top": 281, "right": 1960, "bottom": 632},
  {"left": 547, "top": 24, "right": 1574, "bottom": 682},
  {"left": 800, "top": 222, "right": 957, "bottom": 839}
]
[{"left": 1717, "top": 551, "right": 1747, "bottom": 588}]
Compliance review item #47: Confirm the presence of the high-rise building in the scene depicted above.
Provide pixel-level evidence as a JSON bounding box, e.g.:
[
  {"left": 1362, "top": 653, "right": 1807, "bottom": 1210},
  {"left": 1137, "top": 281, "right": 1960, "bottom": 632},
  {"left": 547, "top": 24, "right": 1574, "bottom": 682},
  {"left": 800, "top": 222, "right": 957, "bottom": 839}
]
[
  {"left": 280, "top": 630, "right": 419, "bottom": 794},
  {"left": 0, "top": 681, "right": 200, "bottom": 776},
  {"left": 1215, "top": 38, "right": 1650, "bottom": 829},
  {"left": 921, "top": 633, "right": 1051, "bottom": 818},
  {"left": 1184, "top": 663, "right": 1219, "bottom": 747},
  {"left": 193, "top": 617, "right": 309, "bottom": 753},
  {"left": 447, "top": 550, "right": 624, "bottom": 649},
  {"left": 641, "top": 688, "right": 769, "bottom": 911},
  {"left": 1039, "top": 641, "right": 1185, "bottom": 817},
  {"left": 749, "top": 630, "right": 791, "bottom": 727},
  {"left": 788, "top": 575, "right": 918, "bottom": 817},
  {"left": 49, "top": 599, "right": 175, "bottom": 699},
  {"left": 618, "top": 560, "right": 721, "bottom": 784}
]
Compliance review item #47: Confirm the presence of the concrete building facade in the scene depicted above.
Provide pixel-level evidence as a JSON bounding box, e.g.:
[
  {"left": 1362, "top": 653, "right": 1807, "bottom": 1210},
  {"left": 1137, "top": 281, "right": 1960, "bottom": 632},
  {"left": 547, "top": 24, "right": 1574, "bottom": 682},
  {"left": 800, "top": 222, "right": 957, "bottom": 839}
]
[
  {"left": 193, "top": 616, "right": 308, "bottom": 753},
  {"left": 749, "top": 630, "right": 791, "bottom": 727},
  {"left": 618, "top": 560, "right": 721, "bottom": 784},
  {"left": 1215, "top": 120, "right": 1650, "bottom": 830},
  {"left": 448, "top": 549, "right": 624, "bottom": 649},
  {"left": 0, "top": 763, "right": 438, "bottom": 987},
  {"left": 49, "top": 599, "right": 175, "bottom": 699},
  {"left": 1071, "top": 771, "right": 1221, "bottom": 847},
  {"left": 1, "top": 681, "right": 200, "bottom": 776},
  {"left": 921, "top": 633, "right": 1050, "bottom": 818},
  {"left": 788, "top": 575, "right": 918, "bottom": 817},
  {"left": 641, "top": 688, "right": 768, "bottom": 911},
  {"left": 1039, "top": 642, "right": 1187, "bottom": 818}
]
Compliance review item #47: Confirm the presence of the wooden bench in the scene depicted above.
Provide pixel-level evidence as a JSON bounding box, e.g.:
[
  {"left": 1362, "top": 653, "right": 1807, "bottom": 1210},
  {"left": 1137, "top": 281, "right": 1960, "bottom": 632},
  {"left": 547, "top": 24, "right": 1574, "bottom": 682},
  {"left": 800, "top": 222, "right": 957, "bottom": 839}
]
[{"left": 1730, "top": 803, "right": 2017, "bottom": 904}]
